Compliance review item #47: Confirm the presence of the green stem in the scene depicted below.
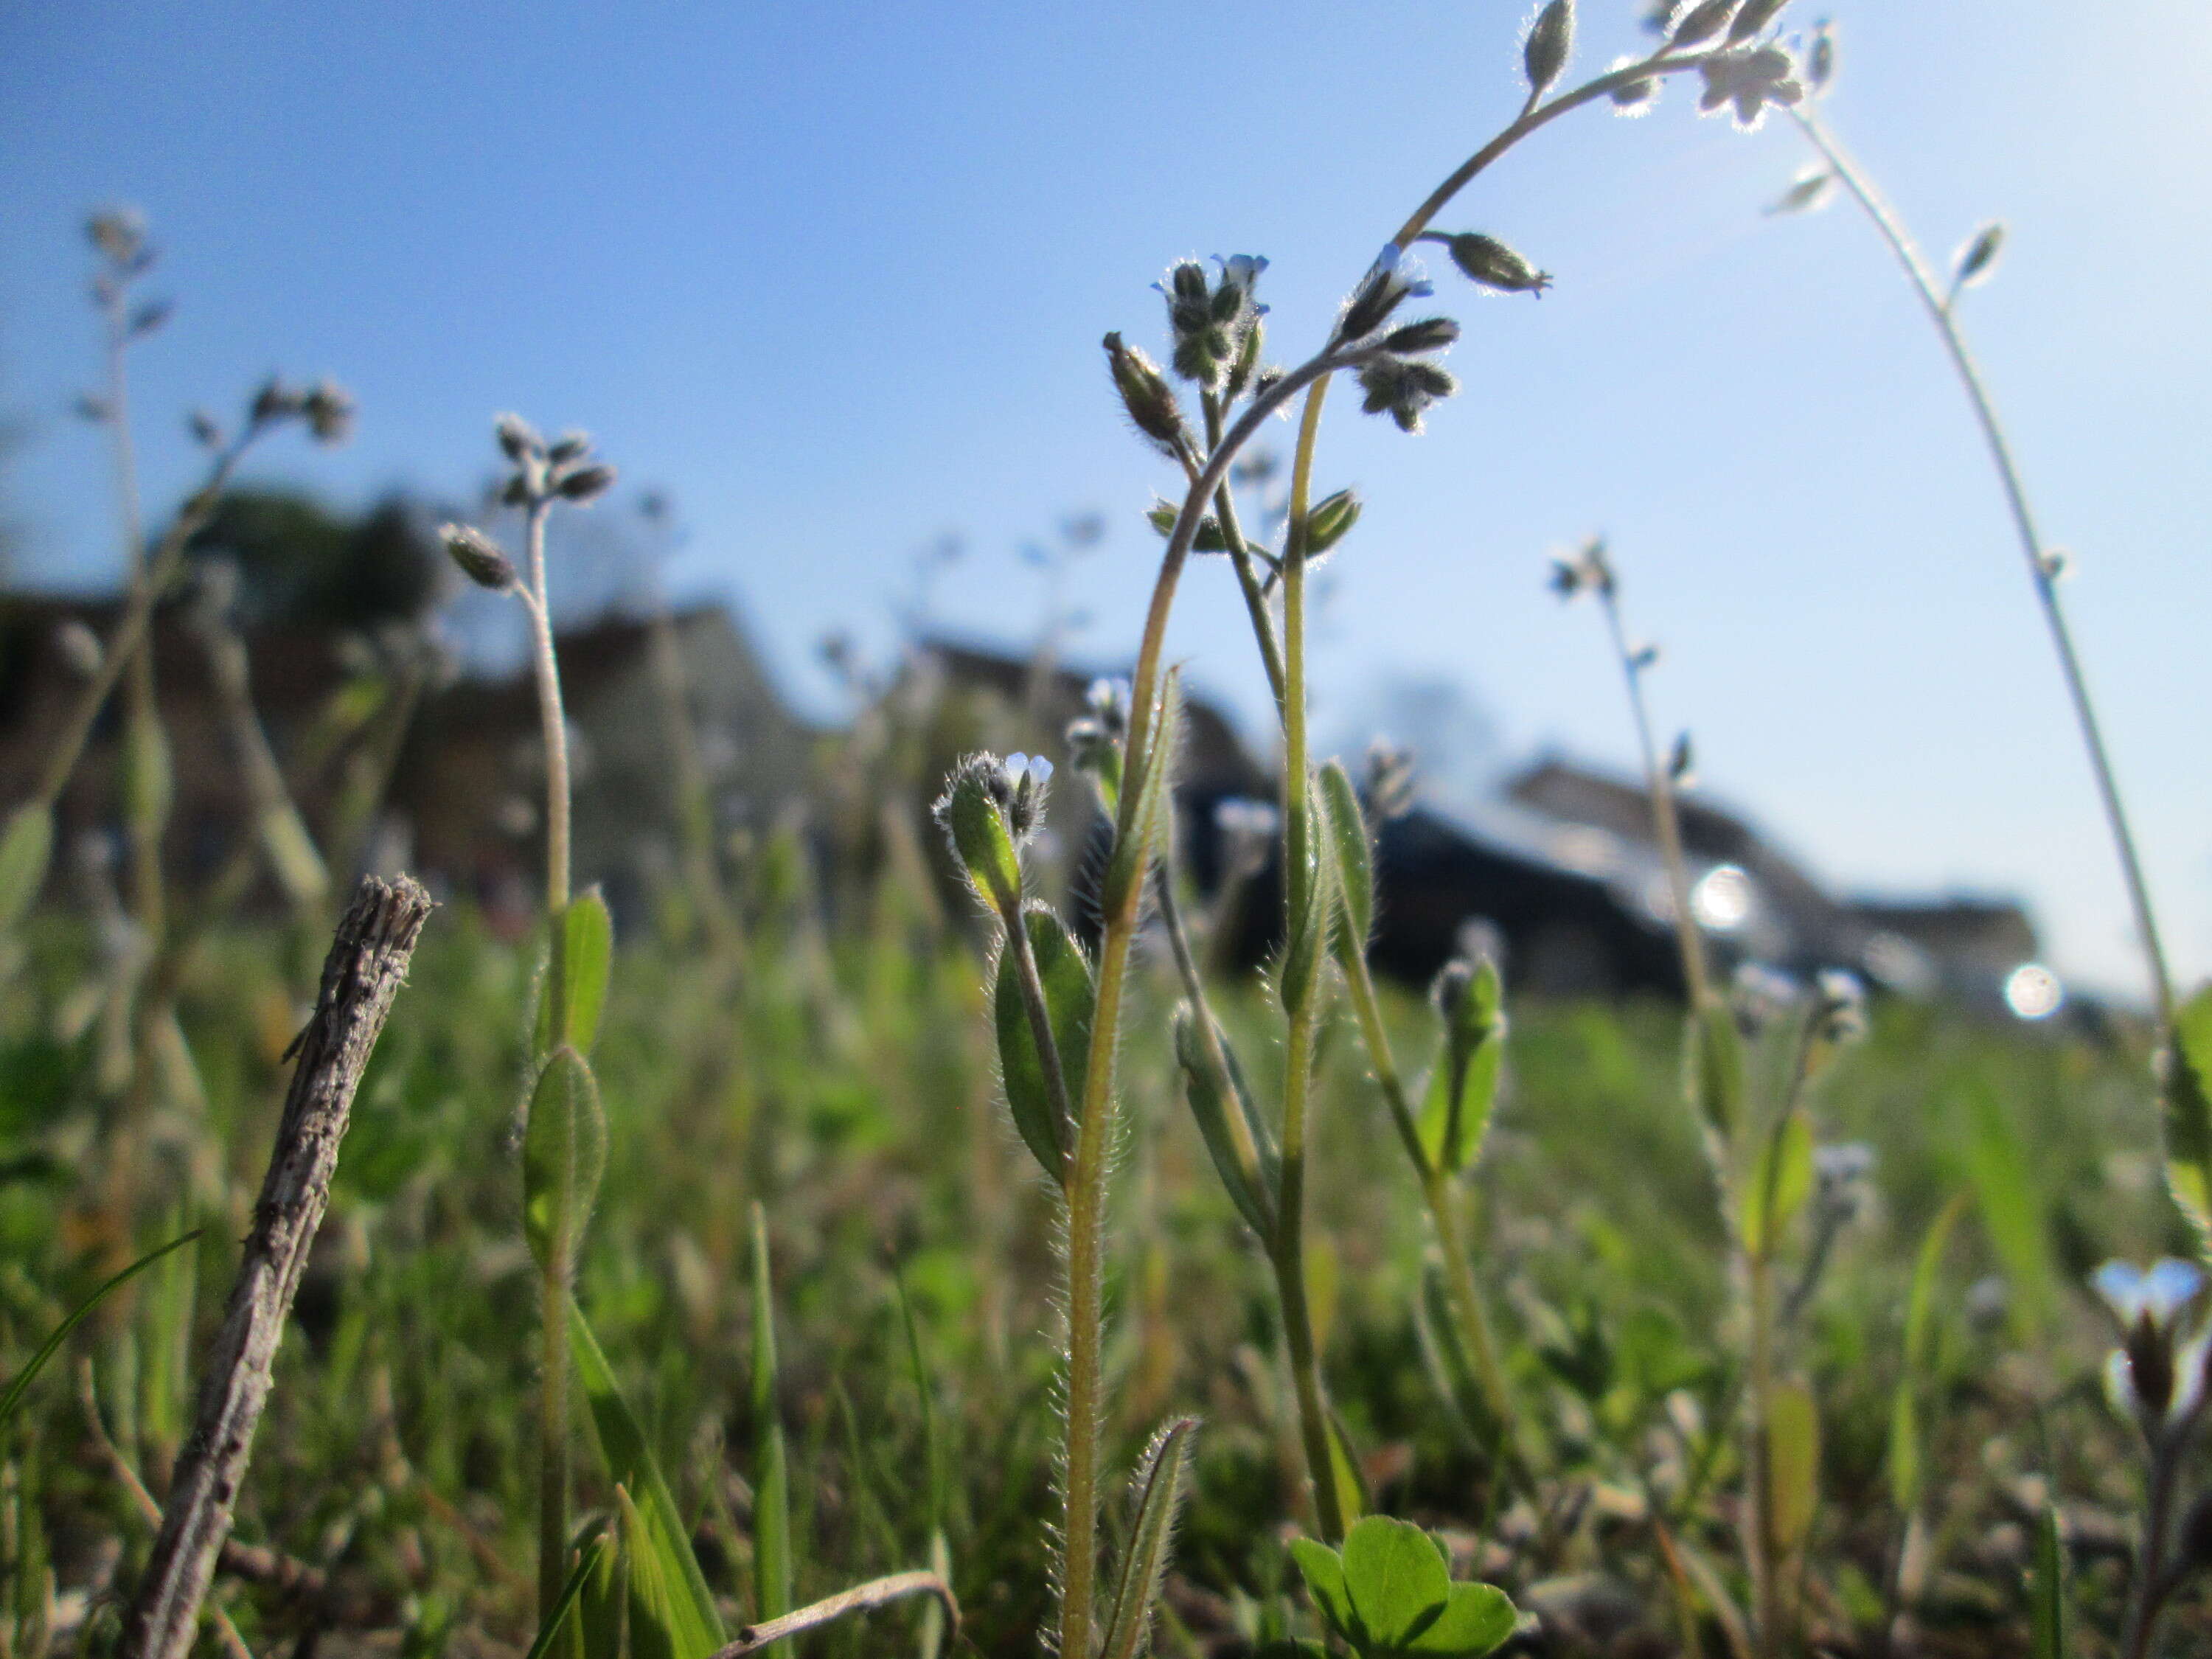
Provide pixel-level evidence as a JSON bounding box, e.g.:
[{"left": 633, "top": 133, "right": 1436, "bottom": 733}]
[
  {"left": 1790, "top": 108, "right": 2174, "bottom": 1027},
  {"left": 1273, "top": 1002, "right": 1346, "bottom": 1543},
  {"left": 1745, "top": 1253, "right": 1781, "bottom": 1659}
]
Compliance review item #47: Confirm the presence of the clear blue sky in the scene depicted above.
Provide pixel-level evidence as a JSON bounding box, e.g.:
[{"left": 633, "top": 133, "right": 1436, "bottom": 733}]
[{"left": 4, "top": 1, "right": 2208, "bottom": 999}]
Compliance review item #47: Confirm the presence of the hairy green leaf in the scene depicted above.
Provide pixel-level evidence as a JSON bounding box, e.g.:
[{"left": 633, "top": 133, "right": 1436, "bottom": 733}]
[
  {"left": 2161, "top": 984, "right": 2212, "bottom": 1254},
  {"left": 523, "top": 1048, "right": 607, "bottom": 1279},
  {"left": 1739, "top": 1107, "right": 1814, "bottom": 1256},
  {"left": 1099, "top": 1416, "right": 1198, "bottom": 1659},
  {"left": 1172, "top": 1004, "right": 1276, "bottom": 1241},
  {"left": 1889, "top": 1192, "right": 1969, "bottom": 1514},
  {"left": 1316, "top": 760, "right": 1374, "bottom": 952},
  {"left": 1766, "top": 1380, "right": 1820, "bottom": 1556},
  {"left": 535, "top": 888, "right": 616, "bottom": 1059},
  {"left": 992, "top": 906, "right": 1093, "bottom": 1181}
]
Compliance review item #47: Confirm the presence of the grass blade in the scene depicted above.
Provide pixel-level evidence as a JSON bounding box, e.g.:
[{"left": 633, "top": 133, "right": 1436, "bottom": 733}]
[
  {"left": 751, "top": 1202, "right": 793, "bottom": 1643},
  {"left": 0, "top": 1229, "right": 200, "bottom": 1432},
  {"left": 524, "top": 1531, "right": 612, "bottom": 1659},
  {"left": 566, "top": 1297, "right": 726, "bottom": 1655}
]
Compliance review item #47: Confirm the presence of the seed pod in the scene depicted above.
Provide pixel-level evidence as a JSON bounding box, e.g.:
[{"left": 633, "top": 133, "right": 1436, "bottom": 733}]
[
  {"left": 1954, "top": 223, "right": 2005, "bottom": 290},
  {"left": 442, "top": 524, "right": 517, "bottom": 591},
  {"left": 1523, "top": 0, "right": 1575, "bottom": 98},
  {"left": 1381, "top": 316, "right": 1461, "bottom": 354},
  {"left": 557, "top": 462, "right": 618, "bottom": 502},
  {"left": 1102, "top": 332, "right": 1187, "bottom": 454},
  {"left": 1445, "top": 233, "right": 1554, "bottom": 296},
  {"left": 1727, "top": 0, "right": 1790, "bottom": 44},
  {"left": 1669, "top": 0, "right": 1739, "bottom": 47}
]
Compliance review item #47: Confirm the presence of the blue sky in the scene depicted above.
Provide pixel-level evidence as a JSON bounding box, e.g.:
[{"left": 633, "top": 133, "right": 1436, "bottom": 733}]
[{"left": 4, "top": 1, "right": 2208, "bottom": 999}]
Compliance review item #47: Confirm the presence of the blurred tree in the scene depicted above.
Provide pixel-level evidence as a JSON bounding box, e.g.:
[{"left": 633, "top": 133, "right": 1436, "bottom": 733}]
[{"left": 186, "top": 487, "right": 438, "bottom": 628}]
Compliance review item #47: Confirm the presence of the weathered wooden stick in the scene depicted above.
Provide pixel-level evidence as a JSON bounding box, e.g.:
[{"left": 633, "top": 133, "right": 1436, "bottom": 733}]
[
  {"left": 119, "top": 875, "right": 434, "bottom": 1659},
  {"left": 707, "top": 1571, "right": 959, "bottom": 1658}
]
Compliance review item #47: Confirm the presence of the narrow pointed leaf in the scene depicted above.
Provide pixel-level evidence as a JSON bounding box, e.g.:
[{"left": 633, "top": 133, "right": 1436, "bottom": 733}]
[
  {"left": 523, "top": 1048, "right": 608, "bottom": 1277},
  {"left": 535, "top": 888, "right": 616, "bottom": 1058},
  {"left": 1316, "top": 760, "right": 1374, "bottom": 952},
  {"left": 526, "top": 1531, "right": 613, "bottom": 1659},
  {"left": 1766, "top": 1380, "right": 1820, "bottom": 1556},
  {"left": 2028, "top": 1503, "right": 2067, "bottom": 1659},
  {"left": 1739, "top": 1107, "right": 1815, "bottom": 1255},
  {"left": 751, "top": 1203, "right": 793, "bottom": 1641},
  {"left": 1172, "top": 1004, "right": 1275, "bottom": 1241},
  {"left": 1099, "top": 1417, "right": 1199, "bottom": 1659},
  {"left": 992, "top": 907, "right": 1093, "bottom": 1180},
  {"left": 1889, "top": 1192, "right": 1969, "bottom": 1513},
  {"left": 1104, "top": 670, "right": 1180, "bottom": 919},
  {"left": 0, "top": 802, "right": 55, "bottom": 934},
  {"left": 619, "top": 1484, "right": 700, "bottom": 1659},
  {"left": 0, "top": 1228, "right": 199, "bottom": 1430},
  {"left": 2160, "top": 985, "right": 2212, "bottom": 1254},
  {"left": 567, "top": 1298, "right": 727, "bottom": 1652}
]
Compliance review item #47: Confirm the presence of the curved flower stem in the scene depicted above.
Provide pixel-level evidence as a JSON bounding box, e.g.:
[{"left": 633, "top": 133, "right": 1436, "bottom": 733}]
[
  {"left": 518, "top": 496, "right": 580, "bottom": 1628},
  {"left": 1057, "top": 340, "right": 1382, "bottom": 1658},
  {"left": 1790, "top": 108, "right": 2174, "bottom": 1027}
]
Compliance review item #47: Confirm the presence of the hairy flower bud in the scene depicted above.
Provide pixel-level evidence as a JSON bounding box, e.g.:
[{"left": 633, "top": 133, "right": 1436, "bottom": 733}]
[
  {"left": 1444, "top": 233, "right": 1554, "bottom": 296},
  {"left": 187, "top": 408, "right": 223, "bottom": 448},
  {"left": 86, "top": 206, "right": 148, "bottom": 268},
  {"left": 441, "top": 524, "right": 518, "bottom": 591},
  {"left": 1726, "top": 0, "right": 1790, "bottom": 44},
  {"left": 302, "top": 380, "right": 356, "bottom": 445},
  {"left": 1338, "top": 244, "right": 1433, "bottom": 341},
  {"left": 1103, "top": 333, "right": 1189, "bottom": 454},
  {"left": 556, "top": 462, "right": 618, "bottom": 503},
  {"left": 128, "top": 299, "right": 172, "bottom": 338},
  {"left": 495, "top": 411, "right": 544, "bottom": 463},
  {"left": 1523, "top": 0, "right": 1575, "bottom": 98},
  {"left": 548, "top": 431, "right": 591, "bottom": 465},
  {"left": 1304, "top": 488, "right": 1363, "bottom": 555},
  {"left": 1382, "top": 316, "right": 1461, "bottom": 354},
  {"left": 1669, "top": 0, "right": 1739, "bottom": 47},
  {"left": 251, "top": 378, "right": 304, "bottom": 425},
  {"left": 1953, "top": 223, "right": 2005, "bottom": 291}
]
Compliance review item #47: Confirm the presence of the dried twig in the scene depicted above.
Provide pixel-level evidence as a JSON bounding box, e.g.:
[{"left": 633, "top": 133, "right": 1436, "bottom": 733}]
[
  {"left": 706, "top": 1571, "right": 959, "bottom": 1658},
  {"left": 119, "top": 876, "right": 434, "bottom": 1659}
]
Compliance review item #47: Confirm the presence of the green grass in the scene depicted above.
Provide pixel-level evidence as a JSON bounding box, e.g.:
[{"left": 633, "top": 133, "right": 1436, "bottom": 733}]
[{"left": 0, "top": 889, "right": 2200, "bottom": 1657}]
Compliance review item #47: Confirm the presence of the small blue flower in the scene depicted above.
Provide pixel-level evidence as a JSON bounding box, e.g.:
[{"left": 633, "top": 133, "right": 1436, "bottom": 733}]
[
  {"left": 2095, "top": 1259, "right": 2204, "bottom": 1329},
  {"left": 1338, "top": 245, "right": 1436, "bottom": 342}
]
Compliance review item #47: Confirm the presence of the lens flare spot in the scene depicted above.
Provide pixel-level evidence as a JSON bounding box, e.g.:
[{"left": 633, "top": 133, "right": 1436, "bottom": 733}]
[
  {"left": 1691, "top": 864, "right": 1753, "bottom": 932},
  {"left": 2004, "top": 962, "right": 2063, "bottom": 1020}
]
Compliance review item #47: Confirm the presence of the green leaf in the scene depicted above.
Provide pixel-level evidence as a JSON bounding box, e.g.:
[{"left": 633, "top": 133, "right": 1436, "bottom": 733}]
[
  {"left": 992, "top": 906, "right": 1093, "bottom": 1181},
  {"left": 122, "top": 706, "right": 173, "bottom": 840},
  {"left": 1406, "top": 1582, "right": 1516, "bottom": 1657},
  {"left": 1172, "top": 1004, "right": 1276, "bottom": 1242},
  {"left": 1889, "top": 1193, "right": 1969, "bottom": 1514},
  {"left": 1287, "top": 1538, "right": 1355, "bottom": 1646},
  {"left": 577, "top": 1517, "right": 625, "bottom": 1659},
  {"left": 1739, "top": 1108, "right": 1815, "bottom": 1255},
  {"left": 1099, "top": 1416, "right": 1198, "bottom": 1659},
  {"left": 523, "top": 1048, "right": 608, "bottom": 1278},
  {"left": 2161, "top": 984, "right": 2212, "bottom": 1254},
  {"left": 750, "top": 1203, "right": 793, "bottom": 1640},
  {"left": 524, "top": 1531, "right": 612, "bottom": 1659},
  {"left": 1416, "top": 959, "right": 1505, "bottom": 1177},
  {"left": 1103, "top": 672, "right": 1181, "bottom": 921},
  {"left": 1316, "top": 760, "right": 1374, "bottom": 952},
  {"left": 619, "top": 1484, "right": 699, "bottom": 1659},
  {"left": 535, "top": 888, "right": 616, "bottom": 1059},
  {"left": 0, "top": 1228, "right": 200, "bottom": 1430},
  {"left": 0, "top": 803, "right": 54, "bottom": 935},
  {"left": 1685, "top": 997, "right": 1744, "bottom": 1141},
  {"left": 1766, "top": 1380, "right": 1820, "bottom": 1557},
  {"left": 1958, "top": 1074, "right": 2053, "bottom": 1338},
  {"left": 1325, "top": 1409, "right": 1366, "bottom": 1531},
  {"left": 1340, "top": 1516, "right": 1450, "bottom": 1652},
  {"left": 567, "top": 1298, "right": 726, "bottom": 1655},
  {"left": 2028, "top": 1503, "right": 2067, "bottom": 1659},
  {"left": 1276, "top": 774, "right": 1335, "bottom": 1015}
]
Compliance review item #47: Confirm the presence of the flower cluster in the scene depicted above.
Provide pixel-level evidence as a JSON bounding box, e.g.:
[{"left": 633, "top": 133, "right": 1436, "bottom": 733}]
[
  {"left": 1547, "top": 536, "right": 1618, "bottom": 601},
  {"left": 1065, "top": 678, "right": 1130, "bottom": 778},
  {"left": 248, "top": 377, "right": 357, "bottom": 447},
  {"left": 496, "top": 414, "right": 618, "bottom": 508},
  {"left": 1155, "top": 255, "right": 1269, "bottom": 392}
]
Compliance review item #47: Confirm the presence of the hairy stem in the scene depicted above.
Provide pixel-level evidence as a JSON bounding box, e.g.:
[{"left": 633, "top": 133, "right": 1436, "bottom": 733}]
[{"left": 1790, "top": 108, "right": 2174, "bottom": 1026}]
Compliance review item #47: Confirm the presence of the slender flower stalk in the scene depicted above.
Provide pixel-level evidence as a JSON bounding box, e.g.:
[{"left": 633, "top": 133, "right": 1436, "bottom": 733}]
[{"left": 1787, "top": 108, "right": 2174, "bottom": 1028}]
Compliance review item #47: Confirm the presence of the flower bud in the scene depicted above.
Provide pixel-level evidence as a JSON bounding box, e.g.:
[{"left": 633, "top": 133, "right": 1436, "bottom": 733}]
[
  {"left": 1304, "top": 488, "right": 1362, "bottom": 554},
  {"left": 496, "top": 411, "right": 544, "bottom": 462},
  {"left": 933, "top": 753, "right": 1026, "bottom": 913},
  {"left": 441, "top": 524, "right": 518, "bottom": 591},
  {"left": 548, "top": 431, "right": 591, "bottom": 465},
  {"left": 1523, "top": 0, "right": 1575, "bottom": 98},
  {"left": 1807, "top": 19, "right": 1835, "bottom": 90},
  {"left": 1953, "top": 223, "right": 2004, "bottom": 290},
  {"left": 1102, "top": 333, "right": 1188, "bottom": 455},
  {"left": 1382, "top": 316, "right": 1461, "bottom": 354},
  {"left": 187, "top": 408, "right": 223, "bottom": 448},
  {"left": 54, "top": 620, "right": 104, "bottom": 679},
  {"left": 1444, "top": 234, "right": 1553, "bottom": 296},
  {"left": 87, "top": 206, "right": 148, "bottom": 266},
  {"left": 128, "top": 299, "right": 172, "bottom": 338},
  {"left": 251, "top": 378, "right": 304, "bottom": 425},
  {"left": 1726, "top": 0, "right": 1790, "bottom": 44},
  {"left": 1669, "top": 0, "right": 1739, "bottom": 47},
  {"left": 556, "top": 462, "right": 618, "bottom": 503},
  {"left": 302, "top": 380, "right": 355, "bottom": 445}
]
